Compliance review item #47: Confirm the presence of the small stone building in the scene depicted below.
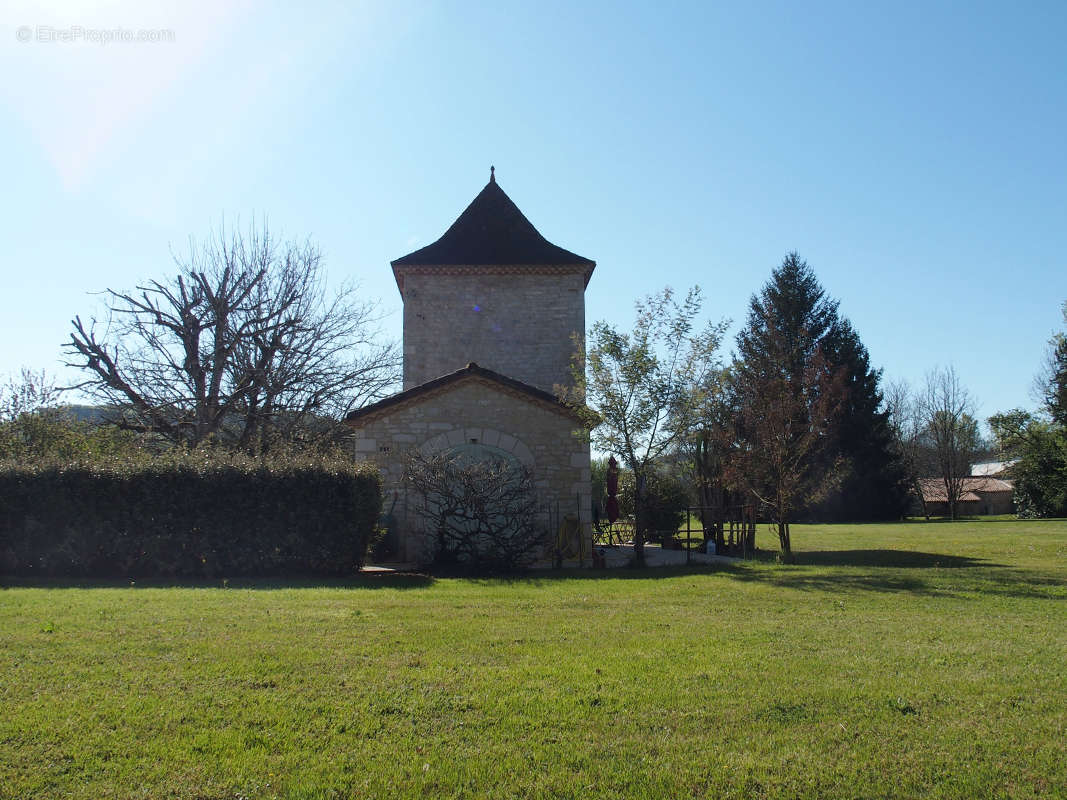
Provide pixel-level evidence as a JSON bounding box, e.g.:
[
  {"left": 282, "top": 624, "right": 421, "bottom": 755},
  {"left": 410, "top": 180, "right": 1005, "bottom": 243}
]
[
  {"left": 917, "top": 477, "right": 1015, "bottom": 516},
  {"left": 346, "top": 170, "right": 594, "bottom": 563}
]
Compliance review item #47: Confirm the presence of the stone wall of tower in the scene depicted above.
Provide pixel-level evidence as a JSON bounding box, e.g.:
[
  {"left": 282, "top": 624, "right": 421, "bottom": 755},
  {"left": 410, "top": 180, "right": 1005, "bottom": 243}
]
[
  {"left": 400, "top": 270, "right": 586, "bottom": 393},
  {"left": 349, "top": 378, "right": 593, "bottom": 565}
]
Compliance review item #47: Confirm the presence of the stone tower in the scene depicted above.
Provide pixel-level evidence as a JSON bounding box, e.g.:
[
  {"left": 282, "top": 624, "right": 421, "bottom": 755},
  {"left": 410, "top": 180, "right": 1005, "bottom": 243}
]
[
  {"left": 347, "top": 169, "right": 596, "bottom": 565},
  {"left": 392, "top": 168, "right": 595, "bottom": 393}
]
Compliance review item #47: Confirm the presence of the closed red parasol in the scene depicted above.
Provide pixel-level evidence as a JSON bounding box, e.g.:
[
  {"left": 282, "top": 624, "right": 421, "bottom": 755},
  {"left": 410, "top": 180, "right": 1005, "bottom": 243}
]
[{"left": 606, "top": 456, "right": 619, "bottom": 524}]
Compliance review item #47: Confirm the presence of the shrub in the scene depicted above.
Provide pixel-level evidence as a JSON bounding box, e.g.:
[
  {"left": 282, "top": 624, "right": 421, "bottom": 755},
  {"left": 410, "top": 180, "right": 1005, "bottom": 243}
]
[
  {"left": 0, "top": 452, "right": 381, "bottom": 577},
  {"left": 619, "top": 469, "right": 688, "bottom": 537},
  {"left": 643, "top": 472, "right": 690, "bottom": 536}
]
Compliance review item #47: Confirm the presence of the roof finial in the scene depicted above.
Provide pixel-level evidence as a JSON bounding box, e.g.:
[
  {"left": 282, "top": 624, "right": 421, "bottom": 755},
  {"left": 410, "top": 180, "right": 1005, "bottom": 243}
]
[{"left": 490, "top": 165, "right": 495, "bottom": 183}]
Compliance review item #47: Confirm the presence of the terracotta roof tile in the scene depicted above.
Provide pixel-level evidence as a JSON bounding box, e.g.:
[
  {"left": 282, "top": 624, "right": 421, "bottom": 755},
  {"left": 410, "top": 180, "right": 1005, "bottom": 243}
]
[{"left": 918, "top": 477, "right": 1014, "bottom": 502}]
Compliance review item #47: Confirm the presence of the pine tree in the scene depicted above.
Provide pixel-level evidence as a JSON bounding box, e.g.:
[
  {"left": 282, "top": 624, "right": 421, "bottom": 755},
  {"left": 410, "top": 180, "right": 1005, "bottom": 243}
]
[
  {"left": 815, "top": 318, "right": 910, "bottom": 520},
  {"left": 724, "top": 253, "right": 908, "bottom": 554},
  {"left": 736, "top": 252, "right": 836, "bottom": 379},
  {"left": 722, "top": 253, "right": 846, "bottom": 562}
]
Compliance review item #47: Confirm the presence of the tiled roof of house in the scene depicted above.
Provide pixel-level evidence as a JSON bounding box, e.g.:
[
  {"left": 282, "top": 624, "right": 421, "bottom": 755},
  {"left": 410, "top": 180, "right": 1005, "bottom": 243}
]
[
  {"left": 391, "top": 172, "right": 595, "bottom": 269},
  {"left": 964, "top": 477, "right": 1014, "bottom": 493},
  {"left": 918, "top": 477, "right": 1014, "bottom": 502}
]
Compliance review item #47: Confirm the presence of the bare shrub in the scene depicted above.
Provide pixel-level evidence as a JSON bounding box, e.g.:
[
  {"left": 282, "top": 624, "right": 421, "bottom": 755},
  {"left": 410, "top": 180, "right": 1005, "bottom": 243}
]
[{"left": 405, "top": 449, "right": 547, "bottom": 571}]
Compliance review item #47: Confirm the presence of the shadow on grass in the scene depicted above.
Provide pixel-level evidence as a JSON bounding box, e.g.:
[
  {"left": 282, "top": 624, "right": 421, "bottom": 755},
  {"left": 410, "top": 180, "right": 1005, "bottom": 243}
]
[
  {"left": 478, "top": 549, "right": 1064, "bottom": 602},
  {"left": 903, "top": 515, "right": 1015, "bottom": 523},
  {"left": 0, "top": 572, "right": 436, "bottom": 591},
  {"left": 468, "top": 548, "right": 989, "bottom": 585},
  {"left": 795, "top": 549, "right": 1004, "bottom": 569},
  {"left": 5, "top": 550, "right": 1063, "bottom": 602},
  {"left": 718, "top": 561, "right": 1065, "bottom": 600}
]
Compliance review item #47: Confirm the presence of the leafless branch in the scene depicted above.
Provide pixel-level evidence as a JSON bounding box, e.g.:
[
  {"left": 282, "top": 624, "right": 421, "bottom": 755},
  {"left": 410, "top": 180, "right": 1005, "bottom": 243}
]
[
  {"left": 405, "top": 449, "right": 548, "bottom": 570},
  {"left": 64, "top": 222, "right": 400, "bottom": 449}
]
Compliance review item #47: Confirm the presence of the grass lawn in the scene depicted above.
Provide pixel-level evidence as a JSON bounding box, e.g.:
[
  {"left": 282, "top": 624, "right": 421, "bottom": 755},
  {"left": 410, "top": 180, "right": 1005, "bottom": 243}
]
[{"left": 2, "top": 520, "right": 1065, "bottom": 799}]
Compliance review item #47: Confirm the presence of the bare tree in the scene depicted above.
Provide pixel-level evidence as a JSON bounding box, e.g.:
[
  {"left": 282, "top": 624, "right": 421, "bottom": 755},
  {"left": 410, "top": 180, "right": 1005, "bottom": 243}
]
[
  {"left": 0, "top": 369, "right": 63, "bottom": 458},
  {"left": 65, "top": 223, "right": 399, "bottom": 450},
  {"left": 885, "top": 378, "right": 931, "bottom": 519},
  {"left": 720, "top": 348, "right": 847, "bottom": 562},
  {"left": 0, "top": 369, "right": 62, "bottom": 422},
  {"left": 676, "top": 366, "right": 736, "bottom": 537},
  {"left": 918, "top": 366, "right": 979, "bottom": 520},
  {"left": 405, "top": 449, "right": 548, "bottom": 571}
]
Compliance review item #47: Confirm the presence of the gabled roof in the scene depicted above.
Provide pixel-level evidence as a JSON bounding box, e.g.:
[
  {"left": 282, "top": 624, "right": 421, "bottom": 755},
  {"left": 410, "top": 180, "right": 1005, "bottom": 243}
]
[
  {"left": 391, "top": 172, "right": 595, "bottom": 269},
  {"left": 345, "top": 362, "right": 586, "bottom": 426},
  {"left": 918, "top": 477, "right": 1014, "bottom": 502}
]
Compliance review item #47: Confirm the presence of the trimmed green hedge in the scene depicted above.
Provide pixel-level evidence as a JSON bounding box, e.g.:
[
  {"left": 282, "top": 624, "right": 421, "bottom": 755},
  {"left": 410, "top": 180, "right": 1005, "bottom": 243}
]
[{"left": 0, "top": 460, "right": 381, "bottom": 577}]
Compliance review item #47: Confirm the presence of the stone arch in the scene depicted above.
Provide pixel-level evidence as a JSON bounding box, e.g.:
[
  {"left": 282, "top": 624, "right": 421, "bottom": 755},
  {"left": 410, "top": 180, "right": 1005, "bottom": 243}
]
[{"left": 417, "top": 426, "right": 534, "bottom": 468}]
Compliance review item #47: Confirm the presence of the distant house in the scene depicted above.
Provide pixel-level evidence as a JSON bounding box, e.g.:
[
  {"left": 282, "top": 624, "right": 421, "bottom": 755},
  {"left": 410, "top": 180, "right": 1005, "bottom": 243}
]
[
  {"left": 918, "top": 477, "right": 1015, "bottom": 516},
  {"left": 970, "top": 460, "right": 1018, "bottom": 478}
]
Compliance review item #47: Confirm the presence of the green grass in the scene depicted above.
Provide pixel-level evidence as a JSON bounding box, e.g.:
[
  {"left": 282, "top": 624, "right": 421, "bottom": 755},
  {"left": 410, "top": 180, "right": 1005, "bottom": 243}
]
[{"left": 2, "top": 520, "right": 1065, "bottom": 799}]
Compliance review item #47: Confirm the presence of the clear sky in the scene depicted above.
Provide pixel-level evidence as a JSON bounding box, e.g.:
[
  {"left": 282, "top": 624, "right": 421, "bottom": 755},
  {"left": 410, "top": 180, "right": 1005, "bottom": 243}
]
[{"left": 2, "top": 1, "right": 1065, "bottom": 428}]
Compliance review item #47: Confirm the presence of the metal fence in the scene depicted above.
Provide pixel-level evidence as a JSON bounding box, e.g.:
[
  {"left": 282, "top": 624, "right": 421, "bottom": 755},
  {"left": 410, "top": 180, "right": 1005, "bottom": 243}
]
[{"left": 593, "top": 504, "right": 758, "bottom": 561}]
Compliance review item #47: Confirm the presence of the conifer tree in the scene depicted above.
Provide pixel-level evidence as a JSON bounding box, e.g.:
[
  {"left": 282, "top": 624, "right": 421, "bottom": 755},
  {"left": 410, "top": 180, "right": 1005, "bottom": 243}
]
[
  {"left": 815, "top": 318, "right": 910, "bottom": 520},
  {"left": 722, "top": 253, "right": 846, "bottom": 562},
  {"left": 722, "top": 253, "right": 907, "bottom": 561}
]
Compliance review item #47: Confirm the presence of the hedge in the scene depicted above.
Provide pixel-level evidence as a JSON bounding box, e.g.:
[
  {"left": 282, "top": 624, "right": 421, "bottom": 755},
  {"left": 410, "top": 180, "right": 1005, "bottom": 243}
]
[{"left": 0, "top": 459, "right": 381, "bottom": 577}]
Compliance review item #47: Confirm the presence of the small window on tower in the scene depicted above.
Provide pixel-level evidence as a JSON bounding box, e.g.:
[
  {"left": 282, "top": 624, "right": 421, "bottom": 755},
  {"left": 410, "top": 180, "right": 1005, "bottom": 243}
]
[
  {"left": 378, "top": 445, "right": 391, "bottom": 454},
  {"left": 469, "top": 438, "right": 479, "bottom": 444}
]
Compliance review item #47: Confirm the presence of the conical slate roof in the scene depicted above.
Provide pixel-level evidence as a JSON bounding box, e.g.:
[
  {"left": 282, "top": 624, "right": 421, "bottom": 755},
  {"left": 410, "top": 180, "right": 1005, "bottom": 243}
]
[{"left": 392, "top": 171, "right": 594, "bottom": 267}]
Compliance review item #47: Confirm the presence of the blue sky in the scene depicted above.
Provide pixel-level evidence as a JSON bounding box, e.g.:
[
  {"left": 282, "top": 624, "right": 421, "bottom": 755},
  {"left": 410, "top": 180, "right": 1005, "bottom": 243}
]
[{"left": 2, "top": 0, "right": 1065, "bottom": 427}]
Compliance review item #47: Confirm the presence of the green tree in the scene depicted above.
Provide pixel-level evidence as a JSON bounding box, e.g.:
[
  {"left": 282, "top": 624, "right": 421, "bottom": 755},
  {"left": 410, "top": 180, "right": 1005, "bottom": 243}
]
[
  {"left": 815, "top": 318, "right": 910, "bottom": 520},
  {"left": 0, "top": 370, "right": 139, "bottom": 462},
  {"left": 561, "top": 287, "right": 727, "bottom": 563},
  {"left": 616, "top": 468, "right": 689, "bottom": 539},
  {"left": 721, "top": 253, "right": 904, "bottom": 558},
  {"left": 989, "top": 302, "right": 1067, "bottom": 517},
  {"left": 720, "top": 253, "right": 848, "bottom": 562},
  {"left": 989, "top": 410, "right": 1067, "bottom": 517}
]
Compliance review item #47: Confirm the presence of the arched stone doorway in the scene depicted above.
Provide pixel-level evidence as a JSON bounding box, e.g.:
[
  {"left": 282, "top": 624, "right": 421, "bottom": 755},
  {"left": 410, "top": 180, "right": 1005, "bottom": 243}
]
[{"left": 416, "top": 427, "right": 535, "bottom": 469}]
